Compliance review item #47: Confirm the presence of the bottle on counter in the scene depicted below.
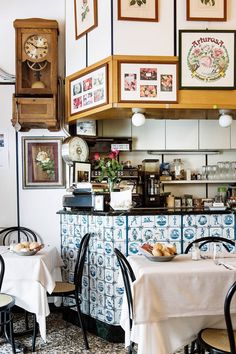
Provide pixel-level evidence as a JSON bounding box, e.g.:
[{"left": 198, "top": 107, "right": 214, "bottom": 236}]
[{"left": 172, "top": 159, "right": 184, "bottom": 180}]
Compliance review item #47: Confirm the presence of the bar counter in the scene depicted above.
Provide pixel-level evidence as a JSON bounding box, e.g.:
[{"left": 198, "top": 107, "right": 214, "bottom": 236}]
[{"left": 58, "top": 206, "right": 236, "bottom": 342}]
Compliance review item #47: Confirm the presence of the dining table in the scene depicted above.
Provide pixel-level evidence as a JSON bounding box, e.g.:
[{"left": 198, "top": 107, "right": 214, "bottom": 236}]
[
  {"left": 0, "top": 245, "right": 63, "bottom": 342},
  {"left": 120, "top": 253, "right": 236, "bottom": 354}
]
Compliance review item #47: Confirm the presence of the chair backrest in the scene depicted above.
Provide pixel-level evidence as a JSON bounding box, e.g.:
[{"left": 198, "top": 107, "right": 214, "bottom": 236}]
[
  {"left": 0, "top": 226, "right": 39, "bottom": 245},
  {"left": 74, "top": 233, "right": 92, "bottom": 295},
  {"left": 224, "top": 281, "right": 236, "bottom": 354},
  {"left": 114, "top": 248, "right": 136, "bottom": 331},
  {"left": 184, "top": 236, "right": 235, "bottom": 254},
  {"left": 0, "top": 254, "right": 5, "bottom": 291}
]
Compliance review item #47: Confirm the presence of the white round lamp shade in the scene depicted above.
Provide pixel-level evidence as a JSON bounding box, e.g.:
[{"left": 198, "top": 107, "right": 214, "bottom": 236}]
[
  {"left": 132, "top": 112, "right": 146, "bottom": 126},
  {"left": 219, "top": 113, "right": 233, "bottom": 128}
]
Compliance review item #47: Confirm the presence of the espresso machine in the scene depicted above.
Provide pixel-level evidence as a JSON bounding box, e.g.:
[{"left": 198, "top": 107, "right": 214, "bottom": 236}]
[{"left": 142, "top": 159, "right": 161, "bottom": 207}]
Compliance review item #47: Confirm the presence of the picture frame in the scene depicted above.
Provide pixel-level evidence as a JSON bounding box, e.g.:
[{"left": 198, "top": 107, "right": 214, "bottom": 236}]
[
  {"left": 22, "top": 137, "right": 64, "bottom": 189},
  {"left": 186, "top": 0, "right": 227, "bottom": 21},
  {"left": 118, "top": 0, "right": 158, "bottom": 22},
  {"left": 76, "top": 120, "right": 97, "bottom": 136},
  {"left": 69, "top": 63, "right": 108, "bottom": 116},
  {"left": 118, "top": 60, "right": 178, "bottom": 103},
  {"left": 179, "top": 30, "right": 236, "bottom": 89},
  {"left": 73, "top": 162, "right": 91, "bottom": 183},
  {"left": 74, "top": 0, "right": 98, "bottom": 40}
]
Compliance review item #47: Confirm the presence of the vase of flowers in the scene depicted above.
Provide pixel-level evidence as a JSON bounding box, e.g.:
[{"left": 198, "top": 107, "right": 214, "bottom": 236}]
[{"left": 93, "top": 149, "right": 123, "bottom": 192}]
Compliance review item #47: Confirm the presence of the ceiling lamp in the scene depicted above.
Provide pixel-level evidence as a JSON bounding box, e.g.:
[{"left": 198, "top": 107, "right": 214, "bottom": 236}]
[
  {"left": 218, "top": 110, "right": 233, "bottom": 128},
  {"left": 131, "top": 108, "right": 146, "bottom": 127}
]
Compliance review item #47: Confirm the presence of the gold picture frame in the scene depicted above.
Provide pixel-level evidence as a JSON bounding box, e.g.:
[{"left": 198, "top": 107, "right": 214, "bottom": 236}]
[
  {"left": 74, "top": 0, "right": 98, "bottom": 40},
  {"left": 22, "top": 137, "right": 64, "bottom": 189},
  {"left": 118, "top": 0, "right": 158, "bottom": 22},
  {"left": 186, "top": 0, "right": 227, "bottom": 21}
]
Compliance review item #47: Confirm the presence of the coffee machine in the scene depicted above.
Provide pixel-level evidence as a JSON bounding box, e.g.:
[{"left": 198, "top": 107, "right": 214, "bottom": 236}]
[{"left": 142, "top": 159, "right": 161, "bottom": 207}]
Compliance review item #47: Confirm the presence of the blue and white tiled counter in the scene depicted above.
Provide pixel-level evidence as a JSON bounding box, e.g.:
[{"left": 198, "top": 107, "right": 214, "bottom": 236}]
[{"left": 58, "top": 209, "right": 236, "bottom": 334}]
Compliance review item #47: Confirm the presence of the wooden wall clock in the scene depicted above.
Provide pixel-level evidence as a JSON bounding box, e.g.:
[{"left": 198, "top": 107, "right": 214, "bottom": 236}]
[{"left": 12, "top": 18, "right": 59, "bottom": 131}]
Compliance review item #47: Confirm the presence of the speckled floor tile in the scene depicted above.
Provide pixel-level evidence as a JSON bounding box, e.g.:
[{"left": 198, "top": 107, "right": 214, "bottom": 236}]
[{"left": 0, "top": 313, "right": 187, "bottom": 353}]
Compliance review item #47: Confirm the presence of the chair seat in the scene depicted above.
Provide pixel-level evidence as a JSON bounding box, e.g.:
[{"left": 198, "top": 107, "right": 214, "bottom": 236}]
[
  {"left": 200, "top": 328, "right": 236, "bottom": 353},
  {"left": 52, "top": 281, "right": 75, "bottom": 294},
  {"left": 0, "top": 293, "right": 15, "bottom": 310}
]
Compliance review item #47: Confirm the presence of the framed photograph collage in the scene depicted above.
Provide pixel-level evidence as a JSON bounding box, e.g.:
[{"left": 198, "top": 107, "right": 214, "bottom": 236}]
[
  {"left": 119, "top": 61, "right": 178, "bottom": 103},
  {"left": 69, "top": 64, "right": 108, "bottom": 116}
]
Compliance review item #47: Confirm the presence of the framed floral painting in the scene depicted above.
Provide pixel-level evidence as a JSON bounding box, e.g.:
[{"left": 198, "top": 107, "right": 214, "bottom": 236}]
[
  {"left": 22, "top": 137, "right": 64, "bottom": 189},
  {"left": 74, "top": 0, "right": 98, "bottom": 40},
  {"left": 186, "top": 0, "right": 227, "bottom": 21},
  {"left": 118, "top": 0, "right": 158, "bottom": 22},
  {"left": 179, "top": 30, "right": 236, "bottom": 89},
  {"left": 118, "top": 60, "right": 178, "bottom": 103}
]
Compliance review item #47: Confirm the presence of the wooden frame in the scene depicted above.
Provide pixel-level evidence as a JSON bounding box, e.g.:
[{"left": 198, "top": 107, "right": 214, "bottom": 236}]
[
  {"left": 179, "top": 30, "right": 236, "bottom": 89},
  {"left": 69, "top": 63, "right": 108, "bottom": 116},
  {"left": 22, "top": 137, "right": 64, "bottom": 189},
  {"left": 186, "top": 0, "right": 227, "bottom": 21},
  {"left": 118, "top": 60, "right": 178, "bottom": 103},
  {"left": 118, "top": 0, "right": 158, "bottom": 22},
  {"left": 74, "top": 0, "right": 98, "bottom": 40}
]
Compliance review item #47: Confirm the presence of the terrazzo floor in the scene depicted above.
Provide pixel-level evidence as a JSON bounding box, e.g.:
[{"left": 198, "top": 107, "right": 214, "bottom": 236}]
[{"left": 0, "top": 312, "right": 187, "bottom": 354}]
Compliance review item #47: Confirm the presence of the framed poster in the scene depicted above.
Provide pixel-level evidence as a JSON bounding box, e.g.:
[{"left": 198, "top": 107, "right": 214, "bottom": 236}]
[
  {"left": 70, "top": 64, "right": 108, "bottom": 116},
  {"left": 22, "top": 137, "right": 64, "bottom": 189},
  {"left": 73, "top": 162, "right": 91, "bottom": 183},
  {"left": 186, "top": 0, "right": 227, "bottom": 21},
  {"left": 119, "top": 61, "right": 178, "bottom": 103},
  {"left": 76, "top": 120, "right": 97, "bottom": 136},
  {"left": 118, "top": 0, "right": 158, "bottom": 22},
  {"left": 179, "top": 30, "right": 236, "bottom": 89},
  {"left": 74, "top": 0, "right": 98, "bottom": 40}
]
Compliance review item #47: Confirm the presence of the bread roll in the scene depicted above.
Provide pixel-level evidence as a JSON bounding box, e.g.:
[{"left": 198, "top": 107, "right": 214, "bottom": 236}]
[
  {"left": 29, "top": 242, "right": 40, "bottom": 250},
  {"left": 152, "top": 249, "right": 163, "bottom": 257}
]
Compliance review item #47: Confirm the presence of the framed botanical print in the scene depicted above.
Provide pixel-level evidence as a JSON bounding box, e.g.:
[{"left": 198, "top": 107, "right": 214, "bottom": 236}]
[
  {"left": 186, "top": 0, "right": 227, "bottom": 21},
  {"left": 74, "top": 0, "right": 98, "bottom": 40},
  {"left": 22, "top": 137, "right": 64, "bottom": 189},
  {"left": 179, "top": 30, "right": 236, "bottom": 89},
  {"left": 118, "top": 0, "right": 158, "bottom": 22},
  {"left": 119, "top": 60, "right": 178, "bottom": 103}
]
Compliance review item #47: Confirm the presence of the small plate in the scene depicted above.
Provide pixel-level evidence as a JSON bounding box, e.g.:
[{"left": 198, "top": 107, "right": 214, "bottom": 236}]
[{"left": 139, "top": 247, "right": 176, "bottom": 262}]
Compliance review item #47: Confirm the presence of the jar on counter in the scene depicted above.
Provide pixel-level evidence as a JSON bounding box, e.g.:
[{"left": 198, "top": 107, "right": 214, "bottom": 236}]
[{"left": 172, "top": 159, "right": 184, "bottom": 180}]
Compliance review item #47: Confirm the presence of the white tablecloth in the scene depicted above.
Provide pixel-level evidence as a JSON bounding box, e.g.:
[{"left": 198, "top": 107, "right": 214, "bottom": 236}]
[
  {"left": 120, "top": 254, "right": 236, "bottom": 354},
  {"left": 0, "top": 245, "right": 63, "bottom": 341}
]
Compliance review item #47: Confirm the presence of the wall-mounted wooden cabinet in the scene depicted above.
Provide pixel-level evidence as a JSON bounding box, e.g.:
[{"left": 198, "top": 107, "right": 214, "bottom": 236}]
[{"left": 65, "top": 55, "right": 236, "bottom": 125}]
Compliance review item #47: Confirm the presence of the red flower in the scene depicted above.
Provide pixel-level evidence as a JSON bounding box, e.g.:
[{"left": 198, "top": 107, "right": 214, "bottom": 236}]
[
  {"left": 108, "top": 152, "right": 116, "bottom": 159},
  {"left": 94, "top": 152, "right": 100, "bottom": 161}
]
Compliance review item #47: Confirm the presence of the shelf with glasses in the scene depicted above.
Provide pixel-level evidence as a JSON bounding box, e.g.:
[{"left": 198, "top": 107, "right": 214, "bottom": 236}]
[{"left": 161, "top": 180, "right": 236, "bottom": 184}]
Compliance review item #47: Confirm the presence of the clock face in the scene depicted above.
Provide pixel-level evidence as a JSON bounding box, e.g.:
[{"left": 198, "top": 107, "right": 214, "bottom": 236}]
[
  {"left": 68, "top": 137, "right": 89, "bottom": 162},
  {"left": 24, "top": 35, "right": 48, "bottom": 60}
]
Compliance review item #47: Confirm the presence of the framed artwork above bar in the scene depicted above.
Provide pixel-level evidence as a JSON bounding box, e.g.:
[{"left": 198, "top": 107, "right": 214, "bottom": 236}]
[
  {"left": 118, "top": 0, "right": 158, "bottom": 22},
  {"left": 186, "top": 0, "right": 227, "bottom": 21},
  {"left": 74, "top": 0, "right": 98, "bottom": 40},
  {"left": 179, "top": 30, "right": 236, "bottom": 89}
]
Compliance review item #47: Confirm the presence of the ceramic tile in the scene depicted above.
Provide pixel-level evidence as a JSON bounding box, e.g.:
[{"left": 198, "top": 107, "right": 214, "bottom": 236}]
[
  {"left": 183, "top": 215, "right": 196, "bottom": 227},
  {"left": 183, "top": 227, "right": 196, "bottom": 241},
  {"left": 168, "top": 227, "right": 181, "bottom": 241},
  {"left": 210, "top": 214, "right": 222, "bottom": 227},
  {"left": 169, "top": 215, "right": 181, "bottom": 227},
  {"left": 128, "top": 227, "right": 142, "bottom": 242},
  {"left": 195, "top": 214, "right": 210, "bottom": 227},
  {"left": 209, "top": 227, "right": 223, "bottom": 237},
  {"left": 196, "top": 227, "right": 209, "bottom": 238},
  {"left": 142, "top": 215, "right": 155, "bottom": 227},
  {"left": 128, "top": 215, "right": 142, "bottom": 227}
]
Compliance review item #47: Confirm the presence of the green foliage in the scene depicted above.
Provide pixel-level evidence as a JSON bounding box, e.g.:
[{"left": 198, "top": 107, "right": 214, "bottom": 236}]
[
  {"left": 94, "top": 153, "right": 123, "bottom": 184},
  {"left": 130, "top": 0, "right": 146, "bottom": 6},
  {"left": 200, "top": 0, "right": 215, "bottom": 5}
]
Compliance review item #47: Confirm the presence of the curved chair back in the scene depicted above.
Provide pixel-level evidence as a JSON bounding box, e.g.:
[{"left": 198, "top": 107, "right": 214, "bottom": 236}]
[
  {"left": 224, "top": 281, "right": 236, "bottom": 354},
  {"left": 0, "top": 254, "right": 5, "bottom": 291},
  {"left": 114, "top": 248, "right": 136, "bottom": 332},
  {"left": 184, "top": 236, "right": 235, "bottom": 254},
  {"left": 0, "top": 226, "right": 38, "bottom": 245},
  {"left": 74, "top": 233, "right": 91, "bottom": 296}
]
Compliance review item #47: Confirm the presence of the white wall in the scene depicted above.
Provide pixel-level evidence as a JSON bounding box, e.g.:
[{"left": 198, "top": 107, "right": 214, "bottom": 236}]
[{"left": 0, "top": 0, "right": 66, "bottom": 251}]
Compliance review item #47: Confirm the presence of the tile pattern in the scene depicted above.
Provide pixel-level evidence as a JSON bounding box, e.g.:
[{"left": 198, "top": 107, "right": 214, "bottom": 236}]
[{"left": 60, "top": 212, "right": 236, "bottom": 329}]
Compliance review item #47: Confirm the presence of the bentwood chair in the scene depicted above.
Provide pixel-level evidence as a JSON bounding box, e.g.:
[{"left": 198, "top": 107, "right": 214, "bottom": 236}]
[
  {"left": 114, "top": 248, "right": 136, "bottom": 354},
  {"left": 47, "top": 232, "right": 91, "bottom": 350},
  {"left": 0, "top": 254, "right": 16, "bottom": 353},
  {"left": 184, "top": 236, "right": 235, "bottom": 354},
  {"left": 184, "top": 236, "right": 235, "bottom": 255},
  {"left": 0, "top": 226, "right": 39, "bottom": 245},
  {"left": 197, "top": 281, "right": 236, "bottom": 354}
]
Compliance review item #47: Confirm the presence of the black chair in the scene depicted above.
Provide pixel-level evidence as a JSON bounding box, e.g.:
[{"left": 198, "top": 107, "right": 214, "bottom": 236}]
[
  {"left": 47, "top": 232, "right": 91, "bottom": 350},
  {"left": 184, "top": 236, "right": 235, "bottom": 255},
  {"left": 184, "top": 236, "right": 235, "bottom": 354},
  {"left": 0, "top": 254, "right": 16, "bottom": 353},
  {"left": 0, "top": 226, "right": 39, "bottom": 245},
  {"left": 114, "top": 248, "right": 136, "bottom": 354},
  {"left": 197, "top": 281, "right": 236, "bottom": 354}
]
